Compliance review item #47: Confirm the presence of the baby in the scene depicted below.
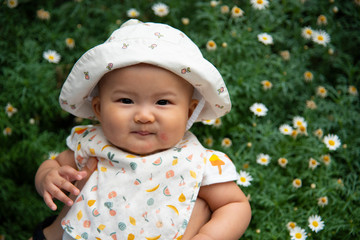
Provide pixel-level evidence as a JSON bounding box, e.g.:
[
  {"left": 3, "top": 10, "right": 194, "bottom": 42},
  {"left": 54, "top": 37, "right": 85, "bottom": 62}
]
[{"left": 35, "top": 20, "right": 251, "bottom": 240}]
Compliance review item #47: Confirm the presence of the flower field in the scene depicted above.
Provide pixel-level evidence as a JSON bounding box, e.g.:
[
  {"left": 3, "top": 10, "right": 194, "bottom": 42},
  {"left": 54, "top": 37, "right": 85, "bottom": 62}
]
[{"left": 1, "top": 0, "right": 359, "bottom": 239}]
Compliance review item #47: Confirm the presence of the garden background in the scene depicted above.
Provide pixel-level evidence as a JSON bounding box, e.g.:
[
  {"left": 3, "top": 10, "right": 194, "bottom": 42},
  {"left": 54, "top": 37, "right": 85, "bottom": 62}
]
[{"left": 1, "top": 0, "right": 359, "bottom": 239}]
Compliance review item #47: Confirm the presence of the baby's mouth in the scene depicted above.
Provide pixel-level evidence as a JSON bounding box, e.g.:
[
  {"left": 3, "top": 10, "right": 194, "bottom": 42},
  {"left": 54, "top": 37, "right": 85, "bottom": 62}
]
[{"left": 132, "top": 131, "right": 154, "bottom": 136}]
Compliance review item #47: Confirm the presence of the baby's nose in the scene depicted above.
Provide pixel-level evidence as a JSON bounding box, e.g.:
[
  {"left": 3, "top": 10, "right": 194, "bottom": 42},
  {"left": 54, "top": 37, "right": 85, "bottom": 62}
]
[{"left": 134, "top": 108, "right": 155, "bottom": 123}]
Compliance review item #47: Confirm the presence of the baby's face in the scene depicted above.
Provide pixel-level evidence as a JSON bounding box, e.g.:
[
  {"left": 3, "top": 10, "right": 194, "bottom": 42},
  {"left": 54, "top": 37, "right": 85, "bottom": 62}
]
[{"left": 92, "top": 64, "right": 198, "bottom": 155}]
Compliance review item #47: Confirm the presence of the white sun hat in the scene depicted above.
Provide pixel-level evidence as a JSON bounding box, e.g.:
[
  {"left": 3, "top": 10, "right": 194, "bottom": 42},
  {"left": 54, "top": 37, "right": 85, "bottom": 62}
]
[{"left": 59, "top": 19, "right": 231, "bottom": 123}]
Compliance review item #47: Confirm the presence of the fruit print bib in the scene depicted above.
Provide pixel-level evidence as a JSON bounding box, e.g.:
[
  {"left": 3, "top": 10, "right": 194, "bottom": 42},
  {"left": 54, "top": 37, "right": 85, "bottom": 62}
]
[{"left": 62, "top": 125, "right": 209, "bottom": 240}]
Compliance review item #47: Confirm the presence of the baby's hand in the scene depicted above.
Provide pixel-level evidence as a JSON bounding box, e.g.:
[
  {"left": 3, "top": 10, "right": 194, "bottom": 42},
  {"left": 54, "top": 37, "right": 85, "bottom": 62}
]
[{"left": 40, "top": 165, "right": 87, "bottom": 211}]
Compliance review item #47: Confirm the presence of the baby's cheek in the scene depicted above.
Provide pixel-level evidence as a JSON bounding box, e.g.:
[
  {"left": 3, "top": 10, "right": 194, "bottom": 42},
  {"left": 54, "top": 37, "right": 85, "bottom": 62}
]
[{"left": 159, "top": 133, "right": 168, "bottom": 142}]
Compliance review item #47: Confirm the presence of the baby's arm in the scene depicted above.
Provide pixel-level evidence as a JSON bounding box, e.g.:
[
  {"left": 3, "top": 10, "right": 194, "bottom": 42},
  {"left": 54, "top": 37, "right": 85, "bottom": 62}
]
[
  {"left": 35, "top": 149, "right": 88, "bottom": 211},
  {"left": 192, "top": 182, "right": 251, "bottom": 240}
]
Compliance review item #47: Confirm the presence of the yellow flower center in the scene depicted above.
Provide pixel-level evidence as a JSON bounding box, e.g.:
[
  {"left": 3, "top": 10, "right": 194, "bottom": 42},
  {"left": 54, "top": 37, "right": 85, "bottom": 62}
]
[
  {"left": 261, "top": 158, "right": 267, "bottom": 163},
  {"left": 5, "top": 127, "right": 12, "bottom": 134},
  {"left": 289, "top": 222, "right": 296, "bottom": 229},
  {"left": 49, "top": 55, "right": 55, "bottom": 61},
  {"left": 295, "top": 233, "right": 302, "bottom": 238},
  {"left": 295, "top": 179, "right": 301, "bottom": 185},
  {"left": 262, "top": 37, "right": 268, "bottom": 41},
  {"left": 256, "top": 108, "right": 262, "bottom": 112},
  {"left": 317, "top": 36, "right": 324, "bottom": 41},
  {"left": 328, "top": 140, "right": 335, "bottom": 146},
  {"left": 305, "top": 72, "right": 313, "bottom": 79},
  {"left": 312, "top": 221, "right": 319, "bottom": 227},
  {"left": 240, "top": 177, "right": 246, "bottom": 182},
  {"left": 257, "top": 0, "right": 264, "bottom": 4},
  {"left": 321, "top": 198, "right": 327, "bottom": 203},
  {"left": 234, "top": 8, "right": 241, "bottom": 14},
  {"left": 306, "top": 29, "right": 312, "bottom": 35}
]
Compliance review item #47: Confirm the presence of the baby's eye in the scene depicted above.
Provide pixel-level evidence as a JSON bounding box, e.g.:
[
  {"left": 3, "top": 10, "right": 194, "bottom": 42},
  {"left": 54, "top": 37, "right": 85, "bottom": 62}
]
[
  {"left": 118, "top": 98, "right": 133, "bottom": 104},
  {"left": 156, "top": 99, "right": 170, "bottom": 105}
]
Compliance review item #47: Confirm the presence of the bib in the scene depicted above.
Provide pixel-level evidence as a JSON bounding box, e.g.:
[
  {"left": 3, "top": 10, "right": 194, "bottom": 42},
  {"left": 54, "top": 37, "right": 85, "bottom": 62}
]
[{"left": 62, "top": 126, "right": 207, "bottom": 240}]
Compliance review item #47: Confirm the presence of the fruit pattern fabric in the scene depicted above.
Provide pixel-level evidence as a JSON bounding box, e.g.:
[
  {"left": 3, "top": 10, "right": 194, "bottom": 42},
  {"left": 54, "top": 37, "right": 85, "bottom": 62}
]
[{"left": 62, "top": 125, "right": 238, "bottom": 239}]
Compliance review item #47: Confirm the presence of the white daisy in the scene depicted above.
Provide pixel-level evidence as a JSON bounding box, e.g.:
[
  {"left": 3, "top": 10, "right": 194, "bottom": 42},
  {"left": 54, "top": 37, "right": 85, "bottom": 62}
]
[
  {"left": 7, "top": 0, "right": 18, "bottom": 8},
  {"left": 202, "top": 119, "right": 216, "bottom": 125},
  {"left": 301, "top": 26, "right": 313, "bottom": 40},
  {"left": 250, "top": 0, "right": 269, "bottom": 10},
  {"left": 37, "top": 9, "right": 51, "bottom": 20},
  {"left": 303, "top": 71, "right": 313, "bottom": 82},
  {"left": 292, "top": 178, "right": 302, "bottom": 188},
  {"left": 250, "top": 103, "right": 268, "bottom": 117},
  {"left": 323, "top": 134, "right": 341, "bottom": 151},
  {"left": 321, "top": 154, "right": 331, "bottom": 166},
  {"left": 3, "top": 127, "right": 12, "bottom": 136},
  {"left": 257, "top": 33, "right": 273, "bottom": 45},
  {"left": 280, "top": 50, "right": 290, "bottom": 60},
  {"left": 221, "top": 138, "right": 232, "bottom": 148},
  {"left": 48, "top": 152, "right": 59, "bottom": 160},
  {"left": 5, "top": 103, "right": 17, "bottom": 117},
  {"left": 278, "top": 157, "right": 288, "bottom": 168},
  {"left": 214, "top": 118, "right": 222, "bottom": 127},
  {"left": 152, "top": 3, "right": 169, "bottom": 17},
  {"left": 256, "top": 153, "right": 271, "bottom": 166},
  {"left": 292, "top": 116, "right": 307, "bottom": 129},
  {"left": 279, "top": 124, "right": 293, "bottom": 135},
  {"left": 317, "top": 15, "right": 327, "bottom": 25},
  {"left": 231, "top": 6, "right": 244, "bottom": 18},
  {"left": 210, "top": 1, "right": 220, "bottom": 7},
  {"left": 65, "top": 38, "right": 75, "bottom": 49},
  {"left": 43, "top": 50, "right": 61, "bottom": 63},
  {"left": 317, "top": 196, "right": 328, "bottom": 207},
  {"left": 206, "top": 40, "right": 217, "bottom": 51},
  {"left": 221, "top": 5, "right": 230, "bottom": 14},
  {"left": 204, "top": 137, "right": 214, "bottom": 147},
  {"left": 261, "top": 80, "right": 272, "bottom": 90},
  {"left": 312, "top": 30, "right": 331, "bottom": 46},
  {"left": 313, "top": 128, "right": 324, "bottom": 139},
  {"left": 287, "top": 221, "right": 297, "bottom": 231},
  {"left": 306, "top": 100, "right": 317, "bottom": 110},
  {"left": 308, "top": 215, "right": 325, "bottom": 233},
  {"left": 237, "top": 171, "right": 253, "bottom": 187},
  {"left": 316, "top": 86, "right": 327, "bottom": 98},
  {"left": 290, "top": 226, "right": 307, "bottom": 240},
  {"left": 308, "top": 158, "right": 320, "bottom": 170},
  {"left": 181, "top": 17, "right": 190, "bottom": 25},
  {"left": 348, "top": 85, "right": 358, "bottom": 96},
  {"left": 127, "top": 8, "right": 140, "bottom": 18}
]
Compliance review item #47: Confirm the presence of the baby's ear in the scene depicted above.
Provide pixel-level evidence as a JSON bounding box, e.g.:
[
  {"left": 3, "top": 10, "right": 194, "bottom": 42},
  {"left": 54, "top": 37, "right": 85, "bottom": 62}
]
[
  {"left": 91, "top": 96, "right": 102, "bottom": 121},
  {"left": 188, "top": 99, "right": 199, "bottom": 118}
]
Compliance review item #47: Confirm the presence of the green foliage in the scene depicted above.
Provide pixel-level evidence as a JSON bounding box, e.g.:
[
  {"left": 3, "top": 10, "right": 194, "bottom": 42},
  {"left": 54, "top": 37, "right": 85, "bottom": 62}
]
[{"left": 1, "top": 0, "right": 359, "bottom": 239}]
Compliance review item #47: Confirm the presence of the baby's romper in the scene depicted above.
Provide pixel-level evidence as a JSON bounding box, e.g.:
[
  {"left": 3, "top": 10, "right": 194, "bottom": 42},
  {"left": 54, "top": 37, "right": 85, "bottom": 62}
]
[{"left": 62, "top": 125, "right": 238, "bottom": 240}]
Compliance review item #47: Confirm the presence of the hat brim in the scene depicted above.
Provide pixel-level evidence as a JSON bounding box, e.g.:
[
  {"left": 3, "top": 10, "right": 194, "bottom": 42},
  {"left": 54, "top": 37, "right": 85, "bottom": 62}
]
[{"left": 60, "top": 23, "right": 231, "bottom": 121}]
